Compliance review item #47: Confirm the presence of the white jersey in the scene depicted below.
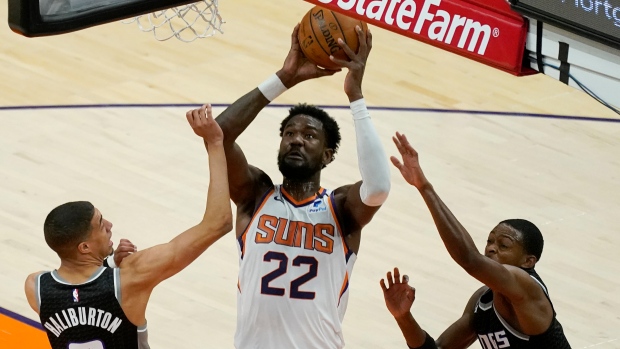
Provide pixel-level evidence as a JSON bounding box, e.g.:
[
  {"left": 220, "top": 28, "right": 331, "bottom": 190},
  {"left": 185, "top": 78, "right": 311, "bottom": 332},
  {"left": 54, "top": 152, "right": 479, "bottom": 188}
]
[{"left": 234, "top": 185, "right": 357, "bottom": 349}]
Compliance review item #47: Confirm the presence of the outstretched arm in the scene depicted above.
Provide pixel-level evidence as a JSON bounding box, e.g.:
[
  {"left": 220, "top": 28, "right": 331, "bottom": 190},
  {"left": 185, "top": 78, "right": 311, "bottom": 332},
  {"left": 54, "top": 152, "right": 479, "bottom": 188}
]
[
  {"left": 333, "top": 27, "right": 390, "bottom": 232},
  {"left": 390, "top": 132, "right": 531, "bottom": 300},
  {"left": 213, "top": 24, "right": 339, "bottom": 205},
  {"left": 119, "top": 105, "right": 232, "bottom": 322}
]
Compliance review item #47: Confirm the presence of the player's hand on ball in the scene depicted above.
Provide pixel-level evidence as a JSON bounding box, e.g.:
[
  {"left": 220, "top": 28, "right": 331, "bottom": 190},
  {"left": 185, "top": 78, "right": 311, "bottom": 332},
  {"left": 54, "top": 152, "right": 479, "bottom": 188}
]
[
  {"left": 278, "top": 24, "right": 341, "bottom": 88},
  {"left": 331, "top": 25, "right": 372, "bottom": 101},
  {"left": 186, "top": 104, "right": 224, "bottom": 145}
]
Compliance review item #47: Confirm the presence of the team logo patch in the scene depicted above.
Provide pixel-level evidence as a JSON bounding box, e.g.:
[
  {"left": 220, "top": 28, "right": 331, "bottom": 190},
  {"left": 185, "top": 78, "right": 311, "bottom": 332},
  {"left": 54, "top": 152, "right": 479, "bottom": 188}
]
[
  {"left": 72, "top": 288, "right": 79, "bottom": 303},
  {"left": 308, "top": 199, "right": 327, "bottom": 213}
]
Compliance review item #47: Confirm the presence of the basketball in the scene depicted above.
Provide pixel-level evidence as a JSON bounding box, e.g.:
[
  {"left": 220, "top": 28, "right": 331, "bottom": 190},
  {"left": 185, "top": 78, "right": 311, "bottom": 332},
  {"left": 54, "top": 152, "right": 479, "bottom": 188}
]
[{"left": 298, "top": 6, "right": 368, "bottom": 70}]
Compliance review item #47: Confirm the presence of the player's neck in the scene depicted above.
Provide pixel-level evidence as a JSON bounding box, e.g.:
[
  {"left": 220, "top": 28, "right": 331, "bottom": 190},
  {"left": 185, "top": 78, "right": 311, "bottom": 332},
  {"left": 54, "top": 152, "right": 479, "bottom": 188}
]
[
  {"left": 57, "top": 258, "right": 104, "bottom": 284},
  {"left": 282, "top": 177, "right": 321, "bottom": 201}
]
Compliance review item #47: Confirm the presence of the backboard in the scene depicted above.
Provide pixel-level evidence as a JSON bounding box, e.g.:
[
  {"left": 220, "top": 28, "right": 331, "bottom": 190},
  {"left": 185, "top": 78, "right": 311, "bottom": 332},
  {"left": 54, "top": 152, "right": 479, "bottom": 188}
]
[{"left": 8, "top": 0, "right": 199, "bottom": 37}]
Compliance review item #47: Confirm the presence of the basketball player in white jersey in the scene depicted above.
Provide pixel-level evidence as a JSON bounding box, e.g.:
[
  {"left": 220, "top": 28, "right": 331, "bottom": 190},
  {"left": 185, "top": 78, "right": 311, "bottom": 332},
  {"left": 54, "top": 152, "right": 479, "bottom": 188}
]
[
  {"left": 192, "top": 25, "right": 390, "bottom": 349},
  {"left": 24, "top": 105, "right": 233, "bottom": 349},
  {"left": 380, "top": 132, "right": 571, "bottom": 349}
]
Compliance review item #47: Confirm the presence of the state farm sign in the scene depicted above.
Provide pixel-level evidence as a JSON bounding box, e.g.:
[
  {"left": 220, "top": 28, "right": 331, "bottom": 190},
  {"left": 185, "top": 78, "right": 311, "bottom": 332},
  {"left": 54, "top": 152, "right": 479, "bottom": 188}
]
[{"left": 307, "top": 0, "right": 530, "bottom": 74}]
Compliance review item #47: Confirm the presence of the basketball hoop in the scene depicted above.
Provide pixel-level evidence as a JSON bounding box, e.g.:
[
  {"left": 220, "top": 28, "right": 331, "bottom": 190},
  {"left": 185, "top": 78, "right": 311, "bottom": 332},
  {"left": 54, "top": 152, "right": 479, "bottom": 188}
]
[{"left": 123, "top": 0, "right": 224, "bottom": 43}]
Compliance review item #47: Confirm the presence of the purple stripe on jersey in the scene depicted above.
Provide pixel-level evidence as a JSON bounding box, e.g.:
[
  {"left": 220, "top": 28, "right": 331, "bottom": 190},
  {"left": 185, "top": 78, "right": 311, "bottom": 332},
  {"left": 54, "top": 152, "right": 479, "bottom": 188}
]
[
  {"left": 237, "top": 235, "right": 245, "bottom": 260},
  {"left": 328, "top": 192, "right": 354, "bottom": 262}
]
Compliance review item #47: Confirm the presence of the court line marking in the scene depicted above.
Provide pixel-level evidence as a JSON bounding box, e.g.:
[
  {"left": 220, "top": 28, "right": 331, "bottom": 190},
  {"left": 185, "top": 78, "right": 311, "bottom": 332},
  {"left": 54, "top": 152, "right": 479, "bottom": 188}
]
[
  {"left": 0, "top": 103, "right": 618, "bottom": 124},
  {"left": 582, "top": 338, "right": 619, "bottom": 348},
  {"left": 0, "top": 306, "right": 43, "bottom": 330}
]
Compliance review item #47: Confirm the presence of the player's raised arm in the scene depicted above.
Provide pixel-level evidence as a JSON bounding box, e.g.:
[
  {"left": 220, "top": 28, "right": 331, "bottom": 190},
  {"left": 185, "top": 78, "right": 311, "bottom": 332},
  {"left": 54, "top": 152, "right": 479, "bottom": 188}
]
[
  {"left": 390, "top": 132, "right": 533, "bottom": 300},
  {"left": 214, "top": 24, "right": 340, "bottom": 204},
  {"left": 118, "top": 104, "right": 232, "bottom": 320},
  {"left": 332, "top": 26, "right": 390, "bottom": 231}
]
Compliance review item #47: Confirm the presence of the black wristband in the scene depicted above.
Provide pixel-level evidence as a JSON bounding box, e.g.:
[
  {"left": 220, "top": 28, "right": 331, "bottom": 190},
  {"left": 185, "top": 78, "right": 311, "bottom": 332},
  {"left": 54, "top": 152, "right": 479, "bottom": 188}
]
[{"left": 408, "top": 332, "right": 437, "bottom": 349}]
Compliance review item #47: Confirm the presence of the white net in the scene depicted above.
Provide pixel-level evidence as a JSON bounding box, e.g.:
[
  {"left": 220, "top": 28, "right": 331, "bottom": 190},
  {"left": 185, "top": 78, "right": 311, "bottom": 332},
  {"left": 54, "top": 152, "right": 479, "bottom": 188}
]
[{"left": 122, "top": 0, "right": 224, "bottom": 43}]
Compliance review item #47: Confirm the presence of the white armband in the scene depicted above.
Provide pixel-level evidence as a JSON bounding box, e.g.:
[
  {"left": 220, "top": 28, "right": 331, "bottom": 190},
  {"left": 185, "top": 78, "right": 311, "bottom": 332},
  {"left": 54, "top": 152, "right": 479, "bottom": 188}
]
[
  {"left": 105, "top": 252, "right": 117, "bottom": 268},
  {"left": 257, "top": 74, "right": 288, "bottom": 102},
  {"left": 351, "top": 99, "right": 391, "bottom": 206}
]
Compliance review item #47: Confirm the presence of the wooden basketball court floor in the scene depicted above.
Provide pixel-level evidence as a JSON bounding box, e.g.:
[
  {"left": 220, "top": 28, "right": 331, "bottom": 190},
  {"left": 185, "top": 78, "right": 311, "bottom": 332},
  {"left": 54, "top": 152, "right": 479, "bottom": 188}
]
[{"left": 1, "top": 1, "right": 619, "bottom": 348}]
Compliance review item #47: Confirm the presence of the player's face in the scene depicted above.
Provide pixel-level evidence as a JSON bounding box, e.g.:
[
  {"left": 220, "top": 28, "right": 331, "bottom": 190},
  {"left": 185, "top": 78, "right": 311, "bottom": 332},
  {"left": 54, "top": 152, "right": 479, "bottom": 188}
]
[
  {"left": 484, "top": 224, "right": 528, "bottom": 267},
  {"left": 278, "top": 115, "right": 330, "bottom": 180},
  {"left": 86, "top": 209, "right": 114, "bottom": 258}
]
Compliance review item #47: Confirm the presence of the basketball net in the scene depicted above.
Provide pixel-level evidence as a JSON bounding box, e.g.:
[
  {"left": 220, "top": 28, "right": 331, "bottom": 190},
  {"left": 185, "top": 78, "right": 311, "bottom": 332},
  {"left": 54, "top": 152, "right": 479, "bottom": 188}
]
[{"left": 122, "top": 0, "right": 224, "bottom": 43}]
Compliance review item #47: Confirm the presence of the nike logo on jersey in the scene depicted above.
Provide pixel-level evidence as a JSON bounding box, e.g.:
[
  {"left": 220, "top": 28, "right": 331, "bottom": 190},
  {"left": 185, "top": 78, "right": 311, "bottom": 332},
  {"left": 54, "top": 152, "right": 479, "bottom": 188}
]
[{"left": 255, "top": 214, "right": 334, "bottom": 254}]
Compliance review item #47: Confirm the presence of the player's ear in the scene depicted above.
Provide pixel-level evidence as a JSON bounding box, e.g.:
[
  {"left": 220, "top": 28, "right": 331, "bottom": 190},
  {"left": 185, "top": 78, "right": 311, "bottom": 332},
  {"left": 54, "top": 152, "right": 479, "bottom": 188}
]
[
  {"left": 322, "top": 148, "right": 334, "bottom": 166},
  {"left": 77, "top": 241, "right": 91, "bottom": 255},
  {"left": 521, "top": 254, "right": 537, "bottom": 269}
]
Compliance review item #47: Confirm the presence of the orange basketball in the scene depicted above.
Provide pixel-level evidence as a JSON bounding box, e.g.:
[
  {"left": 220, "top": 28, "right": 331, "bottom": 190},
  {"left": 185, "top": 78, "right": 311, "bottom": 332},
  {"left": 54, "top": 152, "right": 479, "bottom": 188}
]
[{"left": 298, "top": 6, "right": 368, "bottom": 70}]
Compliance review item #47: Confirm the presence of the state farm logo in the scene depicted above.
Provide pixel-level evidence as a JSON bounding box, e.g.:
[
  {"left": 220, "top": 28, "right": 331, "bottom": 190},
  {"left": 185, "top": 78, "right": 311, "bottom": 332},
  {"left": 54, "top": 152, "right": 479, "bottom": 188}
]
[{"left": 318, "top": 0, "right": 500, "bottom": 56}]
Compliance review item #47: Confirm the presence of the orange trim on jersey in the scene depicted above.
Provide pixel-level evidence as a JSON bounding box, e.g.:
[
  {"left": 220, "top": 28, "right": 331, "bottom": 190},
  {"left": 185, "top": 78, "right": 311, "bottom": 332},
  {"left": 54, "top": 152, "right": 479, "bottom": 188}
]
[
  {"left": 327, "top": 196, "right": 349, "bottom": 257},
  {"left": 337, "top": 272, "right": 350, "bottom": 306},
  {"left": 239, "top": 188, "right": 275, "bottom": 256},
  {"left": 280, "top": 187, "right": 325, "bottom": 206}
]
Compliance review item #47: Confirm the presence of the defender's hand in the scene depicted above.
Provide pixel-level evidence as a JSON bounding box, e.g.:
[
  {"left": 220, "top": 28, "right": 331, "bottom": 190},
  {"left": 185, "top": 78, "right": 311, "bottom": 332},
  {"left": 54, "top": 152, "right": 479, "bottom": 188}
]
[
  {"left": 380, "top": 267, "right": 416, "bottom": 320},
  {"left": 186, "top": 104, "right": 224, "bottom": 145},
  {"left": 390, "top": 132, "right": 430, "bottom": 189}
]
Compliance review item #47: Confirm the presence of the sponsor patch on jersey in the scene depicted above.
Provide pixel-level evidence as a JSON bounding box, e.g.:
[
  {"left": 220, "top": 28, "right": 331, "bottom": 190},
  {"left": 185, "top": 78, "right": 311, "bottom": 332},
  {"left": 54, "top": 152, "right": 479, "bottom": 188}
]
[
  {"left": 72, "top": 288, "right": 79, "bottom": 303},
  {"left": 308, "top": 199, "right": 327, "bottom": 213}
]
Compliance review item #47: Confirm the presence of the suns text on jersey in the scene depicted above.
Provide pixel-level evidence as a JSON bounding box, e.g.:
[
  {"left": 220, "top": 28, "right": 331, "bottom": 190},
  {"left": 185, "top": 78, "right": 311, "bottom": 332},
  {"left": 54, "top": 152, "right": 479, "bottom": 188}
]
[
  {"left": 255, "top": 215, "right": 335, "bottom": 254},
  {"left": 43, "top": 306, "right": 123, "bottom": 337}
]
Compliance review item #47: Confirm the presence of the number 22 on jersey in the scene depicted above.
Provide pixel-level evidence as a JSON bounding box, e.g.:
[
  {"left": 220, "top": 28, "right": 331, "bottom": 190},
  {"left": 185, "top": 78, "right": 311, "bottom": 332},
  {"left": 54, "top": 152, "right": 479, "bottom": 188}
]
[{"left": 261, "top": 251, "right": 318, "bottom": 299}]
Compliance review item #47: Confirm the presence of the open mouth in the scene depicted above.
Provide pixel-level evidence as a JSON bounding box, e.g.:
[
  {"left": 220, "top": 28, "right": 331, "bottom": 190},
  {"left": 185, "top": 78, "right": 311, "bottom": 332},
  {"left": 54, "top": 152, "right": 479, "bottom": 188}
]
[{"left": 286, "top": 151, "right": 304, "bottom": 160}]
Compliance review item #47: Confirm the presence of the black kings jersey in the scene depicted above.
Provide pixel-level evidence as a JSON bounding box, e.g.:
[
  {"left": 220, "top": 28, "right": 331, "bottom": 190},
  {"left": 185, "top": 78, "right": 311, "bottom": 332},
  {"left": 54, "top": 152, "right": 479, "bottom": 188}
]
[
  {"left": 37, "top": 267, "right": 141, "bottom": 349},
  {"left": 472, "top": 269, "right": 571, "bottom": 349}
]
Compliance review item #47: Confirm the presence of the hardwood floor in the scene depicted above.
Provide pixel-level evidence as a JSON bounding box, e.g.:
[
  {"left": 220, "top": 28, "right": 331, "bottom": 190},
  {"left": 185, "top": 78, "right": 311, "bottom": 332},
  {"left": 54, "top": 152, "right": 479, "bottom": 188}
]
[{"left": 1, "top": 1, "right": 618, "bottom": 348}]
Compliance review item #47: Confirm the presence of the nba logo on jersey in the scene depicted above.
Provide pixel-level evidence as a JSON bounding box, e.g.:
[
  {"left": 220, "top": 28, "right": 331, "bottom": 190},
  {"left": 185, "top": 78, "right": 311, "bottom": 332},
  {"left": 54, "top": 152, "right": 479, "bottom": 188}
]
[
  {"left": 72, "top": 288, "right": 79, "bottom": 303},
  {"left": 308, "top": 199, "right": 327, "bottom": 213}
]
